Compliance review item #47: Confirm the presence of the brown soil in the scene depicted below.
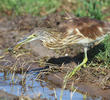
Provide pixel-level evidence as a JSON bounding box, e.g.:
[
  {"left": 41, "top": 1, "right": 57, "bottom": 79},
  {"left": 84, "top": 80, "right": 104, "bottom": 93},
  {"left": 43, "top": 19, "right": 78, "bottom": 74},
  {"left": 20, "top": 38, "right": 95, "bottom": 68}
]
[
  {"left": 0, "top": 13, "right": 110, "bottom": 100},
  {"left": 0, "top": 90, "right": 47, "bottom": 100}
]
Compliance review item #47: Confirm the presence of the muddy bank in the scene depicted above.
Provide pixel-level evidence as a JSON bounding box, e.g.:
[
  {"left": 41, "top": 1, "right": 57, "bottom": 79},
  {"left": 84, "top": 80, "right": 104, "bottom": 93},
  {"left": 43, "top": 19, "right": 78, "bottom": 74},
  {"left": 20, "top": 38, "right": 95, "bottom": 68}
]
[
  {"left": 43, "top": 67, "right": 110, "bottom": 99},
  {"left": 0, "top": 90, "right": 47, "bottom": 100},
  {"left": 0, "top": 90, "right": 18, "bottom": 100}
]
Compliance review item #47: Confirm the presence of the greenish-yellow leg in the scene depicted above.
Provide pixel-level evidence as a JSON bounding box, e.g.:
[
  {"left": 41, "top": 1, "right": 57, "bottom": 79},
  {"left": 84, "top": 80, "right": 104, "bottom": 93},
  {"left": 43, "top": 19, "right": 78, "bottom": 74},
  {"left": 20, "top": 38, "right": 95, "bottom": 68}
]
[{"left": 68, "top": 47, "right": 88, "bottom": 78}]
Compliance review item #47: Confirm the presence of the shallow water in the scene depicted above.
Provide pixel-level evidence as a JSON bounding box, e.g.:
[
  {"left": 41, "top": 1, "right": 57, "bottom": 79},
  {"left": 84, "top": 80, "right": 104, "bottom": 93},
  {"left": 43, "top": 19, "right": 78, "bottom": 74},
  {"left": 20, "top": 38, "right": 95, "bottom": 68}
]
[{"left": 0, "top": 72, "right": 102, "bottom": 100}]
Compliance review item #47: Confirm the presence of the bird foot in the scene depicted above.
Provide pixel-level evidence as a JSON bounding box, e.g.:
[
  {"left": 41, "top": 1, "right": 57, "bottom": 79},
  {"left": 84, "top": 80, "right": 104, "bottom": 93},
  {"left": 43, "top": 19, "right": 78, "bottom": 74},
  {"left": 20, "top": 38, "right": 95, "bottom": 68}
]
[
  {"left": 83, "top": 63, "right": 87, "bottom": 68},
  {"left": 67, "top": 56, "right": 88, "bottom": 78},
  {"left": 67, "top": 65, "right": 82, "bottom": 78}
]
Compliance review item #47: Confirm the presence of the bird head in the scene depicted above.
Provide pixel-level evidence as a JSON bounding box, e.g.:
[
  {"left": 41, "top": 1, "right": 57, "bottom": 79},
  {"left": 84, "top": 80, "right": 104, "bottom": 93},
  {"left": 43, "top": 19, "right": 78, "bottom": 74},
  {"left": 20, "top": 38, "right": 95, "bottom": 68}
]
[
  {"left": 7, "top": 33, "right": 38, "bottom": 53},
  {"left": 11, "top": 29, "right": 48, "bottom": 51},
  {"left": 15, "top": 34, "right": 38, "bottom": 49}
]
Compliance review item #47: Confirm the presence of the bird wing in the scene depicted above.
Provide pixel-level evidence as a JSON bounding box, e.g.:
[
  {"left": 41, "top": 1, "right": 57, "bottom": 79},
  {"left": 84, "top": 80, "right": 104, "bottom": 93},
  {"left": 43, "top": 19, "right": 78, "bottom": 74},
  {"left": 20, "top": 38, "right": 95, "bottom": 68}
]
[
  {"left": 42, "top": 17, "right": 110, "bottom": 49},
  {"left": 73, "top": 17, "right": 108, "bottom": 40}
]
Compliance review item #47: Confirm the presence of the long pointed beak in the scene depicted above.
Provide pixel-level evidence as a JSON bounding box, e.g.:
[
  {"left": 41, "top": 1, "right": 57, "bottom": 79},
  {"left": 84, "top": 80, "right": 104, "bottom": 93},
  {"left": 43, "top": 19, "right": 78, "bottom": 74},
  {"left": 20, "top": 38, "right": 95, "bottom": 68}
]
[{"left": 13, "top": 34, "right": 37, "bottom": 50}]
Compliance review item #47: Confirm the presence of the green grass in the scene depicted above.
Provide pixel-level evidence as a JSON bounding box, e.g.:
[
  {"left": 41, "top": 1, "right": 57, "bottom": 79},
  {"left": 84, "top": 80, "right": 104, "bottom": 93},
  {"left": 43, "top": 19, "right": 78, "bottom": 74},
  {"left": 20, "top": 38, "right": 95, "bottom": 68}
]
[
  {"left": 0, "top": 0, "right": 109, "bottom": 18},
  {"left": 0, "top": 0, "right": 61, "bottom": 15},
  {"left": 75, "top": 0, "right": 107, "bottom": 20},
  {"left": 94, "top": 35, "right": 110, "bottom": 68}
]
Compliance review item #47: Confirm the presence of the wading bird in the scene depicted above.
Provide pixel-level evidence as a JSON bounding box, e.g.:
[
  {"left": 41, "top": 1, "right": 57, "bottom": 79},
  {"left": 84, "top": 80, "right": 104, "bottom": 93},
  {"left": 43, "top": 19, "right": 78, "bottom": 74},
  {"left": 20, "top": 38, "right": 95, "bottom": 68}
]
[{"left": 12, "top": 17, "right": 110, "bottom": 78}]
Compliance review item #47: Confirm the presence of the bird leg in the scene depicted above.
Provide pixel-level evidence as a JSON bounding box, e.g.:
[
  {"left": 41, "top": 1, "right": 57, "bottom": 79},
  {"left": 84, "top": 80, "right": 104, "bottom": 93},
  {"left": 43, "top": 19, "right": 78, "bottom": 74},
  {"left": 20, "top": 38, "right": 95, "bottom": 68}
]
[
  {"left": 67, "top": 47, "right": 88, "bottom": 78},
  {"left": 83, "top": 47, "right": 88, "bottom": 68}
]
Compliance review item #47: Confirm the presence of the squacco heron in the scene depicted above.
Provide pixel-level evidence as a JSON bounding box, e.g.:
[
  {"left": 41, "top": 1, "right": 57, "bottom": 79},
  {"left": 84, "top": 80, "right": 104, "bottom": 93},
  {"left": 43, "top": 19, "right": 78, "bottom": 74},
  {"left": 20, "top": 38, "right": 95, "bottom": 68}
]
[{"left": 11, "top": 17, "right": 110, "bottom": 78}]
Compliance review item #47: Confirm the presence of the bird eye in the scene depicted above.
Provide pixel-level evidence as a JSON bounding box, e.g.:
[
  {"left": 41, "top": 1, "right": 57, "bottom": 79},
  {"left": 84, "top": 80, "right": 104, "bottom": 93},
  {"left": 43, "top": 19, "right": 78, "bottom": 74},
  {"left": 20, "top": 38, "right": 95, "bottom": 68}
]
[
  {"left": 56, "top": 22, "right": 60, "bottom": 25},
  {"left": 33, "top": 34, "right": 36, "bottom": 37}
]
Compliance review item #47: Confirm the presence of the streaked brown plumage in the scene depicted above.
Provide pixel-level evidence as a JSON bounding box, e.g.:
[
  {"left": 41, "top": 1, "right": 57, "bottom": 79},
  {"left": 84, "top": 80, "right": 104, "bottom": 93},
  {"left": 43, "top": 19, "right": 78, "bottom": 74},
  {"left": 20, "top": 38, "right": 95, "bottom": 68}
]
[
  {"left": 34, "top": 17, "right": 110, "bottom": 49},
  {"left": 13, "top": 17, "right": 110, "bottom": 78}
]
